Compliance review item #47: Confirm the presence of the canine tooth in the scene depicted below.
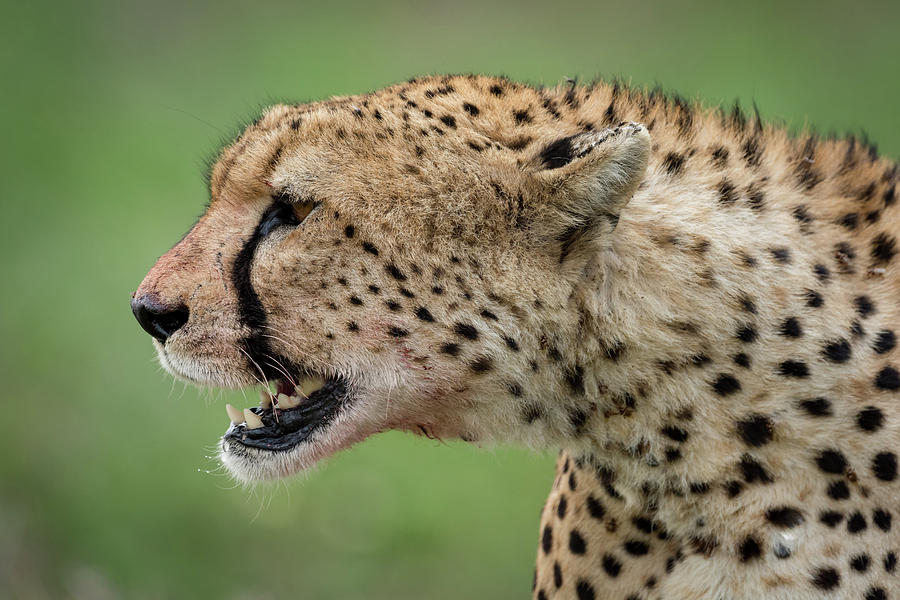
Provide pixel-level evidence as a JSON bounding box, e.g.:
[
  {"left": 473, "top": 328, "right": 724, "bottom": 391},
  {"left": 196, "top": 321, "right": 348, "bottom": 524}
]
[
  {"left": 276, "top": 393, "right": 301, "bottom": 409},
  {"left": 225, "top": 404, "right": 244, "bottom": 425},
  {"left": 259, "top": 389, "right": 273, "bottom": 409},
  {"left": 300, "top": 376, "right": 326, "bottom": 397},
  {"left": 244, "top": 408, "right": 264, "bottom": 429}
]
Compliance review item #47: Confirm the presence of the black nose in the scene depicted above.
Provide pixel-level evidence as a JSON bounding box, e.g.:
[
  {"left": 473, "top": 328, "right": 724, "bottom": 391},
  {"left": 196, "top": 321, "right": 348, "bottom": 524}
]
[{"left": 131, "top": 295, "right": 189, "bottom": 343}]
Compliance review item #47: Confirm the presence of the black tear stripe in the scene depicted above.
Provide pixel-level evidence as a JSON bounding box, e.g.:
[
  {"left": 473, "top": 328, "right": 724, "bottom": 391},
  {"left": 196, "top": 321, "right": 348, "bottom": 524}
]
[{"left": 232, "top": 201, "right": 302, "bottom": 380}]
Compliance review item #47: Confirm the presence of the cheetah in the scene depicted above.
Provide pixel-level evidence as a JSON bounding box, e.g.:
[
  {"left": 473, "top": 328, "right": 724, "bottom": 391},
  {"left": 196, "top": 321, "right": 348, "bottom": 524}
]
[{"left": 132, "top": 75, "right": 900, "bottom": 599}]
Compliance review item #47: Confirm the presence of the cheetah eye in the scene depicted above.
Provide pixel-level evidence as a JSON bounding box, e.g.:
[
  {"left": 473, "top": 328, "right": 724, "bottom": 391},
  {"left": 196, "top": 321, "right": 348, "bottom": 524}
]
[{"left": 258, "top": 195, "right": 318, "bottom": 237}]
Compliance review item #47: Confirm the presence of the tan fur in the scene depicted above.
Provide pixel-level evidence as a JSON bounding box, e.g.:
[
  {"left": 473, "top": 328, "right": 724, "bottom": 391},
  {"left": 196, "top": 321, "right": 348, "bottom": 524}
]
[{"left": 135, "top": 75, "right": 900, "bottom": 598}]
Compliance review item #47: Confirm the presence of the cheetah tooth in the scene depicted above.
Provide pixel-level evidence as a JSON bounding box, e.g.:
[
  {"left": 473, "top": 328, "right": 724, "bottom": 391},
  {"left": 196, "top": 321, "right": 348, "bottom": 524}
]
[
  {"left": 259, "top": 389, "right": 273, "bottom": 409},
  {"left": 300, "top": 376, "right": 326, "bottom": 397},
  {"left": 276, "top": 393, "right": 301, "bottom": 409},
  {"left": 244, "top": 408, "right": 264, "bottom": 429},
  {"left": 225, "top": 404, "right": 244, "bottom": 425}
]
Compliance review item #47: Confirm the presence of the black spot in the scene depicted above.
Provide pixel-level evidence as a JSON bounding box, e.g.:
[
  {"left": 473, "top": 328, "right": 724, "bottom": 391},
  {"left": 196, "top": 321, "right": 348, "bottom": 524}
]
[
  {"left": 661, "top": 425, "right": 689, "bottom": 443},
  {"left": 866, "top": 587, "right": 887, "bottom": 600},
  {"left": 792, "top": 205, "right": 813, "bottom": 231},
  {"left": 741, "top": 297, "right": 758, "bottom": 314},
  {"left": 662, "top": 152, "right": 685, "bottom": 176},
  {"left": 852, "top": 320, "right": 866, "bottom": 337},
  {"left": 871, "top": 232, "right": 897, "bottom": 264},
  {"left": 462, "top": 102, "right": 479, "bottom": 116},
  {"left": 839, "top": 212, "right": 859, "bottom": 229},
  {"left": 820, "top": 511, "right": 844, "bottom": 527},
  {"left": 601, "top": 554, "right": 621, "bottom": 577},
  {"left": 623, "top": 540, "right": 649, "bottom": 557},
  {"left": 439, "top": 342, "right": 460, "bottom": 356},
  {"left": 856, "top": 406, "right": 884, "bottom": 432},
  {"left": 367, "top": 284, "right": 381, "bottom": 294},
  {"left": 736, "top": 324, "right": 757, "bottom": 342},
  {"left": 586, "top": 495, "right": 605, "bottom": 520},
  {"left": 513, "top": 109, "right": 532, "bottom": 124},
  {"left": 556, "top": 495, "right": 567, "bottom": 520},
  {"left": 712, "top": 373, "right": 741, "bottom": 396},
  {"left": 778, "top": 361, "right": 809, "bottom": 378},
  {"left": 539, "top": 136, "right": 577, "bottom": 169},
  {"left": 431, "top": 286, "right": 444, "bottom": 295},
  {"left": 631, "top": 516, "right": 653, "bottom": 533},
  {"left": 717, "top": 179, "right": 736, "bottom": 204},
  {"left": 873, "top": 452, "right": 898, "bottom": 481},
  {"left": 742, "top": 137, "right": 762, "bottom": 167},
  {"left": 454, "top": 322, "right": 479, "bottom": 340},
  {"left": 847, "top": 511, "right": 867, "bottom": 533},
  {"left": 553, "top": 562, "right": 562, "bottom": 588},
  {"left": 568, "top": 407, "right": 589, "bottom": 434},
  {"left": 386, "top": 264, "right": 407, "bottom": 281},
  {"left": 385, "top": 300, "right": 402, "bottom": 312},
  {"left": 740, "top": 454, "right": 773, "bottom": 484},
  {"left": 575, "top": 580, "right": 595, "bottom": 600},
  {"left": 344, "top": 225, "right": 355, "bottom": 238},
  {"left": 780, "top": 317, "right": 802, "bottom": 337},
  {"left": 737, "top": 414, "right": 774, "bottom": 447},
  {"left": 362, "top": 242, "right": 379, "bottom": 256},
  {"left": 489, "top": 84, "right": 503, "bottom": 96},
  {"left": 850, "top": 554, "right": 870, "bottom": 572},
  {"left": 855, "top": 295, "right": 875, "bottom": 318},
  {"left": 388, "top": 326, "right": 408, "bottom": 338},
  {"left": 810, "top": 567, "right": 840, "bottom": 590},
  {"left": 399, "top": 287, "right": 415, "bottom": 298},
  {"left": 725, "top": 480, "right": 744, "bottom": 498},
  {"left": 766, "top": 506, "right": 805, "bottom": 528},
  {"left": 827, "top": 480, "right": 850, "bottom": 500},
  {"left": 816, "top": 449, "right": 848, "bottom": 474},
  {"left": 347, "top": 321, "right": 359, "bottom": 332},
  {"left": 873, "top": 330, "right": 896, "bottom": 354},
  {"left": 569, "top": 530, "right": 587, "bottom": 554},
  {"left": 747, "top": 186, "right": 765, "bottom": 210},
  {"left": 823, "top": 339, "right": 852, "bottom": 363},
  {"left": 886, "top": 552, "right": 898, "bottom": 572},
  {"left": 541, "top": 525, "right": 553, "bottom": 553},
  {"left": 738, "top": 536, "right": 761, "bottom": 561},
  {"left": 799, "top": 397, "right": 832, "bottom": 416},
  {"left": 689, "top": 481, "right": 710, "bottom": 494},
  {"left": 565, "top": 366, "right": 585, "bottom": 395},
  {"left": 804, "top": 289, "right": 824, "bottom": 308},
  {"left": 478, "top": 309, "right": 498, "bottom": 321},
  {"left": 439, "top": 115, "right": 456, "bottom": 128},
  {"left": 711, "top": 145, "right": 729, "bottom": 166},
  {"left": 502, "top": 335, "right": 520, "bottom": 351},
  {"left": 814, "top": 263, "right": 831, "bottom": 282},
  {"left": 875, "top": 366, "right": 900, "bottom": 390},
  {"left": 873, "top": 509, "right": 892, "bottom": 531},
  {"left": 770, "top": 247, "right": 791, "bottom": 263},
  {"left": 414, "top": 306, "right": 434, "bottom": 322},
  {"left": 349, "top": 296, "right": 363, "bottom": 306},
  {"left": 733, "top": 352, "right": 751, "bottom": 368}
]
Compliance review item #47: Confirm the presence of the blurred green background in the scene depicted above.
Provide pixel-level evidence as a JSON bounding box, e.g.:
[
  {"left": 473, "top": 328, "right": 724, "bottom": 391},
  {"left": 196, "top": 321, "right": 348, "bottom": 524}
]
[{"left": 2, "top": 0, "right": 899, "bottom": 598}]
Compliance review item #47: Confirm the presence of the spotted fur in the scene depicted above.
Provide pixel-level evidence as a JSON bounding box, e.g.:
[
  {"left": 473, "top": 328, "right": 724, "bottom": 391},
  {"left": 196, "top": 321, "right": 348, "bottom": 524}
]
[{"left": 134, "top": 75, "right": 900, "bottom": 599}]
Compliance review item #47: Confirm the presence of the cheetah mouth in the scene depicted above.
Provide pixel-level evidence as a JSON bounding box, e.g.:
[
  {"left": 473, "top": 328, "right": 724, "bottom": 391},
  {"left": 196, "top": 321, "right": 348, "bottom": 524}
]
[{"left": 221, "top": 375, "right": 350, "bottom": 452}]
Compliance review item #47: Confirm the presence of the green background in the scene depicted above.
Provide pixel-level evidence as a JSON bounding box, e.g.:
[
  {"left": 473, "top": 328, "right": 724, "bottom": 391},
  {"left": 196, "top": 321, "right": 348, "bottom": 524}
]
[{"left": 2, "top": 1, "right": 899, "bottom": 598}]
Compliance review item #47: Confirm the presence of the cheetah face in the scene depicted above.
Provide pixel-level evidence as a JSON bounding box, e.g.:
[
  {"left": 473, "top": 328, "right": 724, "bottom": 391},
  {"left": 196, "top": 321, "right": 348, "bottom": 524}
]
[{"left": 132, "top": 97, "right": 650, "bottom": 482}]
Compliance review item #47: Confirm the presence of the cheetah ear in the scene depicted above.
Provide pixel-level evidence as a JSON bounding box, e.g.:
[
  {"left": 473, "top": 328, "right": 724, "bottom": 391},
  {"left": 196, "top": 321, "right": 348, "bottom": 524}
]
[{"left": 533, "top": 123, "right": 650, "bottom": 261}]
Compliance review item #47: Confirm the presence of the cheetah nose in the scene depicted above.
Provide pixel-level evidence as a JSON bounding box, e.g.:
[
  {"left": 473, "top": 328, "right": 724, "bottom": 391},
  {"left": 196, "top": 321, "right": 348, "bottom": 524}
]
[{"left": 131, "top": 294, "right": 189, "bottom": 343}]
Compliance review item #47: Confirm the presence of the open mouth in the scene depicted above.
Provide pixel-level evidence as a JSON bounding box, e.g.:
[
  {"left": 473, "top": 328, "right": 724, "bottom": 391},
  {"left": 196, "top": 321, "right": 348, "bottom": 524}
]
[{"left": 223, "top": 375, "right": 350, "bottom": 452}]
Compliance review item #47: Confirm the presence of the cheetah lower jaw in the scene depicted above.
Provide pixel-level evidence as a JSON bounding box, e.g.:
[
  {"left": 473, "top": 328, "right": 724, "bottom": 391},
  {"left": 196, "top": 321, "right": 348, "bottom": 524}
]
[{"left": 223, "top": 375, "right": 326, "bottom": 427}]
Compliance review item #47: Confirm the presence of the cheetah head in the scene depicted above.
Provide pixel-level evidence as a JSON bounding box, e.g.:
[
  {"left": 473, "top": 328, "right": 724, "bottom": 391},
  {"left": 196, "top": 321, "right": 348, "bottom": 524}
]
[{"left": 132, "top": 83, "right": 650, "bottom": 482}]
